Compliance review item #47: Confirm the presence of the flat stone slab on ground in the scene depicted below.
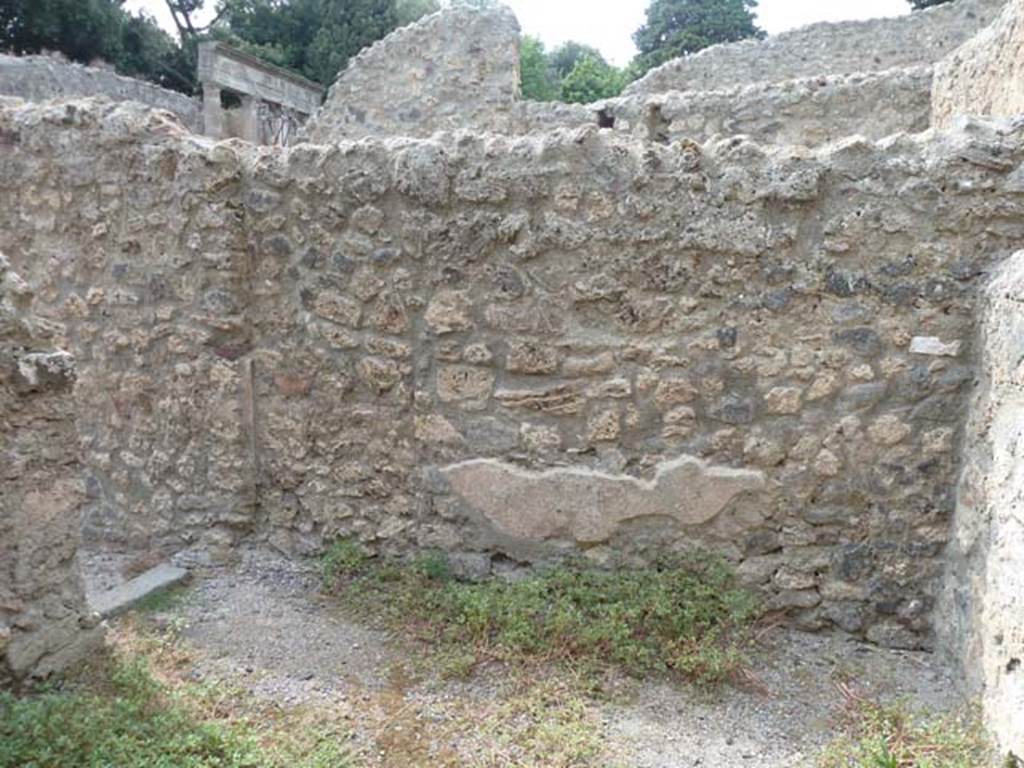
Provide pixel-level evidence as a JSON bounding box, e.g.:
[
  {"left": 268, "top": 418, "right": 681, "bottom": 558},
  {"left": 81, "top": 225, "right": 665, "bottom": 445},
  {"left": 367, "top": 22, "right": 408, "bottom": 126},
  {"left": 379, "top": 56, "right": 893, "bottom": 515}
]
[{"left": 90, "top": 563, "right": 189, "bottom": 618}]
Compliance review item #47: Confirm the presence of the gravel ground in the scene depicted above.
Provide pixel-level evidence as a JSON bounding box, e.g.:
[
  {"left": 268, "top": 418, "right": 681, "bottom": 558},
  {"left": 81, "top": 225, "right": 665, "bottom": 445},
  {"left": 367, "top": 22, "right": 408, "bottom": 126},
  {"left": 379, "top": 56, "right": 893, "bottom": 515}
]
[
  {"left": 84, "top": 546, "right": 964, "bottom": 768},
  {"left": 603, "top": 629, "right": 956, "bottom": 768}
]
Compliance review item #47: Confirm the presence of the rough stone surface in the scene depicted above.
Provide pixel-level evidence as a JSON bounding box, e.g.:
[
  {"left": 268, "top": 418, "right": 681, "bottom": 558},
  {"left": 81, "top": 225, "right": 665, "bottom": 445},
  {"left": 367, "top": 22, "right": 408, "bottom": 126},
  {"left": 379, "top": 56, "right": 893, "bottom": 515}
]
[
  {"left": 4, "top": 98, "right": 1024, "bottom": 655},
  {"left": 304, "top": 23, "right": 933, "bottom": 149},
  {"left": 301, "top": 3, "right": 521, "bottom": 141},
  {"left": 933, "top": 0, "right": 1024, "bottom": 128},
  {"left": 941, "top": 251, "right": 1024, "bottom": 761},
  {"left": 603, "top": 67, "right": 934, "bottom": 147},
  {"left": 625, "top": 0, "right": 1005, "bottom": 97},
  {"left": 0, "top": 252, "right": 100, "bottom": 684},
  {"left": 4, "top": 0, "right": 1024, "bottom": 744},
  {"left": 300, "top": 0, "right": 989, "bottom": 151},
  {"left": 0, "top": 53, "right": 200, "bottom": 131}
]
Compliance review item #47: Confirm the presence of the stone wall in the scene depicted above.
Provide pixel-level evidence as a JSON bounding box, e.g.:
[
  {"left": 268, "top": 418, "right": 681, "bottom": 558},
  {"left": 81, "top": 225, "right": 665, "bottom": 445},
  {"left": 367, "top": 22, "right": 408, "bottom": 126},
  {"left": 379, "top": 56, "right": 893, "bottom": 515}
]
[
  {"left": 308, "top": 55, "right": 931, "bottom": 150},
  {"left": 602, "top": 67, "right": 933, "bottom": 147},
  {"left": 0, "top": 252, "right": 101, "bottom": 685},
  {"left": 933, "top": 0, "right": 1024, "bottom": 129},
  {"left": 5, "top": 99, "right": 1024, "bottom": 652},
  {"left": 0, "top": 54, "right": 201, "bottom": 132},
  {"left": 0, "top": 99, "right": 254, "bottom": 553},
  {"left": 301, "top": 4, "right": 520, "bottom": 142},
  {"left": 302, "top": 4, "right": 933, "bottom": 149},
  {"left": 941, "top": 252, "right": 1024, "bottom": 760},
  {"left": 625, "top": 0, "right": 1004, "bottom": 98}
]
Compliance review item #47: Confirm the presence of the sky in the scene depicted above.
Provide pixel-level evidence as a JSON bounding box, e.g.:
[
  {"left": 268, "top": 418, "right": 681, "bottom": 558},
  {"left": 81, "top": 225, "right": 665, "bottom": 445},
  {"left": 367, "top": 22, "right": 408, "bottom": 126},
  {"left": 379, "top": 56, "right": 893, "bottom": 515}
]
[{"left": 126, "top": 0, "right": 912, "bottom": 66}]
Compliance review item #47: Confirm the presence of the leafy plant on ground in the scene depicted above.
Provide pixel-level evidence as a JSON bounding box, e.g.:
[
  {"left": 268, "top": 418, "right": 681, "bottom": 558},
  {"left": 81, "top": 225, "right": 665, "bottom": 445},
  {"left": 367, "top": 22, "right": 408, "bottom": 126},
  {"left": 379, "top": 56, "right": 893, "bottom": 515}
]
[
  {"left": 322, "top": 536, "right": 368, "bottom": 585},
  {"left": 322, "top": 540, "right": 759, "bottom": 686},
  {"left": 0, "top": 629, "right": 353, "bottom": 768},
  {"left": 819, "top": 692, "right": 993, "bottom": 768}
]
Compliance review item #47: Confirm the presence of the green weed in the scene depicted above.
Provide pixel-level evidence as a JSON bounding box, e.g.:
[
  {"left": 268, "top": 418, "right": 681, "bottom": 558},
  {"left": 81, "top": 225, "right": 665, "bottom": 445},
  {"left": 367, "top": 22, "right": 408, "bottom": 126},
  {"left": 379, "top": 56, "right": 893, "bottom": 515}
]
[
  {"left": 323, "top": 544, "right": 759, "bottom": 686},
  {"left": 321, "top": 537, "right": 368, "bottom": 587},
  {"left": 0, "top": 653, "right": 352, "bottom": 768},
  {"left": 819, "top": 698, "right": 993, "bottom": 768}
]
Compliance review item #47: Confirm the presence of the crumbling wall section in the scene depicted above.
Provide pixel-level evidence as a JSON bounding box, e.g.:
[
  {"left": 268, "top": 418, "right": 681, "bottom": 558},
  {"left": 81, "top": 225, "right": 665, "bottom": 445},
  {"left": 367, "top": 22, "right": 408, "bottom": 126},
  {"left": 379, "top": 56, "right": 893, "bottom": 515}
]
[
  {"left": 941, "top": 252, "right": 1024, "bottom": 761},
  {"left": 303, "top": 9, "right": 932, "bottom": 149},
  {"left": 625, "top": 0, "right": 1004, "bottom": 98},
  {"left": 302, "top": 4, "right": 521, "bottom": 142},
  {"left": 933, "top": 0, "right": 1024, "bottom": 128},
  {"left": 0, "top": 54, "right": 201, "bottom": 132},
  {"left": 602, "top": 67, "right": 933, "bottom": 146},
  {"left": 0, "top": 252, "right": 101, "bottom": 685},
  {"left": 4, "top": 100, "right": 1024, "bottom": 651},
  {"left": 311, "top": 64, "right": 933, "bottom": 148}
]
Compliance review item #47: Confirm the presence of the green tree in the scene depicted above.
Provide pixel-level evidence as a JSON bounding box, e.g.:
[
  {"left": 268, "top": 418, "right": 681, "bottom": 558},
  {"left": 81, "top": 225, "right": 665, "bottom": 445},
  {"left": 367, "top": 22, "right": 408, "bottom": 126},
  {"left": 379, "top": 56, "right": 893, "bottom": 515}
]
[
  {"left": 303, "top": 0, "right": 399, "bottom": 84},
  {"left": 519, "top": 35, "right": 559, "bottom": 101},
  {"left": 219, "top": 0, "right": 437, "bottom": 86},
  {"left": 118, "top": 13, "right": 197, "bottom": 92},
  {"left": 549, "top": 40, "right": 605, "bottom": 78},
  {"left": 1, "top": 0, "right": 125, "bottom": 64},
  {"left": 396, "top": 0, "right": 440, "bottom": 26},
  {"left": 632, "top": 0, "right": 765, "bottom": 76},
  {"left": 0, "top": 0, "right": 195, "bottom": 93},
  {"left": 163, "top": 0, "right": 223, "bottom": 44},
  {"left": 560, "top": 53, "right": 626, "bottom": 103}
]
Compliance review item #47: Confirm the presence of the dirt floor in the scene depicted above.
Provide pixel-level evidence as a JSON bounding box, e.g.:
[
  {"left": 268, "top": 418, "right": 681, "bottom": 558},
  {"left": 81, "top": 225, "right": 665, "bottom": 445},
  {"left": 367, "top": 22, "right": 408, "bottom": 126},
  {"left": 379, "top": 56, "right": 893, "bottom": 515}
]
[{"left": 82, "top": 547, "right": 964, "bottom": 768}]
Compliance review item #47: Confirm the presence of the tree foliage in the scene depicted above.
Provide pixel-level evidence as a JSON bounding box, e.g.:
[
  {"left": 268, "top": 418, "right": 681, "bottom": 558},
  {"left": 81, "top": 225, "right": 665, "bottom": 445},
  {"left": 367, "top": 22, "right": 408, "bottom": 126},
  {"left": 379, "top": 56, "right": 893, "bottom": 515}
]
[
  {"left": 519, "top": 35, "right": 559, "bottom": 101},
  {"left": 116, "top": 13, "right": 196, "bottom": 92},
  {"left": 632, "top": 0, "right": 765, "bottom": 76},
  {"left": 0, "top": 0, "right": 196, "bottom": 92},
  {"left": 519, "top": 37, "right": 626, "bottom": 103},
  {"left": 549, "top": 40, "right": 605, "bottom": 78},
  {"left": 218, "top": 0, "right": 438, "bottom": 85},
  {"left": 560, "top": 54, "right": 626, "bottom": 103}
]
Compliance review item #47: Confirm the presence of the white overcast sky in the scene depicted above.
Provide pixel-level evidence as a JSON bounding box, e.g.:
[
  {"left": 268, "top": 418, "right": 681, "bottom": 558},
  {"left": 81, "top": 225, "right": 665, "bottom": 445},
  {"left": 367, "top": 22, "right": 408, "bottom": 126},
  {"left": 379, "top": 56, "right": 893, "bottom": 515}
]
[{"left": 126, "top": 0, "right": 911, "bottom": 66}]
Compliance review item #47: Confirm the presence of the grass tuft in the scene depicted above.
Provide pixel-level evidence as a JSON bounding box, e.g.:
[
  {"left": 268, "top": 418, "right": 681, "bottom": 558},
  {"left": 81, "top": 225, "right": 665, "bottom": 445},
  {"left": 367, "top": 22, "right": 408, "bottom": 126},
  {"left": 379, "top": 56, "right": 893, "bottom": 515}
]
[
  {"left": 819, "top": 695, "right": 993, "bottom": 768},
  {"left": 0, "top": 638, "right": 352, "bottom": 768},
  {"left": 0, "top": 659, "right": 264, "bottom": 768},
  {"left": 321, "top": 539, "right": 759, "bottom": 686},
  {"left": 321, "top": 537, "right": 368, "bottom": 586}
]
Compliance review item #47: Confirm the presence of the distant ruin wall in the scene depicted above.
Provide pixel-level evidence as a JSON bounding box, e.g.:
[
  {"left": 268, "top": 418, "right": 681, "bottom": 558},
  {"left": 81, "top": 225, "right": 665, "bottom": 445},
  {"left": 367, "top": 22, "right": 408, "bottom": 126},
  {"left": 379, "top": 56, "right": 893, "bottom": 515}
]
[
  {"left": 0, "top": 253, "right": 101, "bottom": 685},
  {"left": 5, "top": 99, "right": 1024, "bottom": 651},
  {"left": 0, "top": 54, "right": 201, "bottom": 132},
  {"left": 604, "top": 67, "right": 933, "bottom": 146},
  {"left": 933, "top": 0, "right": 1024, "bottom": 128},
  {"left": 302, "top": 4, "right": 521, "bottom": 142},
  {"left": 625, "top": 0, "right": 1005, "bottom": 98},
  {"left": 303, "top": 3, "right": 933, "bottom": 149},
  {"left": 942, "top": 252, "right": 1024, "bottom": 760}
]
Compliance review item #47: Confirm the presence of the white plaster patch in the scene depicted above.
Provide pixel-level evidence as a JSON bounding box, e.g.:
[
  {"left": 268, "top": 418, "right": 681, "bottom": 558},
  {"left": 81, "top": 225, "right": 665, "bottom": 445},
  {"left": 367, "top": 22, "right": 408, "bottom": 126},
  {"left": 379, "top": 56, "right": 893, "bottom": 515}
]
[
  {"left": 909, "top": 336, "right": 962, "bottom": 357},
  {"left": 441, "top": 455, "right": 765, "bottom": 545}
]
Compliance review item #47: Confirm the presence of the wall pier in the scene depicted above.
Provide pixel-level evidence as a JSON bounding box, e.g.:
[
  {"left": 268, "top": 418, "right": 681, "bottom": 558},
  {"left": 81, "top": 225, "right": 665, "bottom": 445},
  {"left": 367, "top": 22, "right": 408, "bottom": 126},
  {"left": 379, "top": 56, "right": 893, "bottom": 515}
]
[{"left": 943, "top": 251, "right": 1024, "bottom": 761}]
